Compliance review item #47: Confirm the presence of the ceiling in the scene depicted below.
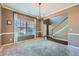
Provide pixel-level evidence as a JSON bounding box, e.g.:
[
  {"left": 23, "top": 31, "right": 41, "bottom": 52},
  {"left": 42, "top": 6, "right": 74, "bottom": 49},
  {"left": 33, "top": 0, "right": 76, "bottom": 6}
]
[{"left": 3, "top": 3, "right": 77, "bottom": 18}]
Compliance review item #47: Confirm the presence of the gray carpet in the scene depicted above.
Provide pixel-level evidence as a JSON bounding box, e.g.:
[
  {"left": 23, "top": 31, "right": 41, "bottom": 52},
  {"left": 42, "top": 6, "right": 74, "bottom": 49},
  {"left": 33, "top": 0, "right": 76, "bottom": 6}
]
[{"left": 1, "top": 39, "right": 69, "bottom": 56}]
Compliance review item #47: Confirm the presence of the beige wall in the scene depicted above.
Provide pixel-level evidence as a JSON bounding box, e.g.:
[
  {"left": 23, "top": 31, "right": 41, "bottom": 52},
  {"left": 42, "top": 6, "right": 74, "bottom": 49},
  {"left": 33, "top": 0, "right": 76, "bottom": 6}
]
[
  {"left": 1, "top": 8, "right": 14, "bottom": 45},
  {"left": 68, "top": 5, "right": 79, "bottom": 33},
  {"left": 0, "top": 4, "right": 1, "bottom": 47},
  {"left": 67, "top": 5, "right": 79, "bottom": 47}
]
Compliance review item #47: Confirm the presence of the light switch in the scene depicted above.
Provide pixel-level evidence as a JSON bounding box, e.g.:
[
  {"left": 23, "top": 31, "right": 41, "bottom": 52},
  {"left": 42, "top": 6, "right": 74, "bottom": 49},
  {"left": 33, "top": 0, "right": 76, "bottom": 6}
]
[{"left": 69, "top": 28, "right": 72, "bottom": 31}]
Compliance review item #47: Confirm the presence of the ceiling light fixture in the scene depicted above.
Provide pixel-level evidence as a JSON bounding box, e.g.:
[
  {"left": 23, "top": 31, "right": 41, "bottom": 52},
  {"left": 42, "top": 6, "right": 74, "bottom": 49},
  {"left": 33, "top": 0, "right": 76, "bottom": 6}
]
[{"left": 36, "top": 3, "right": 41, "bottom": 20}]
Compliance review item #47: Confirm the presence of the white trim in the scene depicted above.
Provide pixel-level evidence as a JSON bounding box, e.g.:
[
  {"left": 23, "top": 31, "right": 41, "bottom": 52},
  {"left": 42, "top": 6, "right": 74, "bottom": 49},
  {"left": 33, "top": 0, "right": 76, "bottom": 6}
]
[
  {"left": 44, "top": 4, "right": 78, "bottom": 19},
  {"left": 53, "top": 25, "right": 69, "bottom": 35},
  {"left": 34, "top": 19, "right": 36, "bottom": 39},
  {"left": 0, "top": 32, "right": 14, "bottom": 35},
  {"left": 68, "top": 33, "right": 79, "bottom": 36}
]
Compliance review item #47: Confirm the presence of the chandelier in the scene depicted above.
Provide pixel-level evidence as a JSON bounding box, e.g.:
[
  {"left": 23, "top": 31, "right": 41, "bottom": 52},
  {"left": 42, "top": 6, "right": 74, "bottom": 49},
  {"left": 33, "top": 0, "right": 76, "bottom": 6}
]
[{"left": 36, "top": 3, "right": 41, "bottom": 20}]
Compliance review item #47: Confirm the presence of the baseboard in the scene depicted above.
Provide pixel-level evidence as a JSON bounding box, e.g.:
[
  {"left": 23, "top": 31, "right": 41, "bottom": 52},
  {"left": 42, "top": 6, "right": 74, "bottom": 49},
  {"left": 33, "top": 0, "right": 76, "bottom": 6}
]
[
  {"left": 0, "top": 43, "right": 13, "bottom": 52},
  {"left": 2, "top": 43, "right": 13, "bottom": 47},
  {"left": 0, "top": 46, "right": 3, "bottom": 52},
  {"left": 54, "top": 37, "right": 68, "bottom": 42},
  {"left": 48, "top": 36, "right": 68, "bottom": 45}
]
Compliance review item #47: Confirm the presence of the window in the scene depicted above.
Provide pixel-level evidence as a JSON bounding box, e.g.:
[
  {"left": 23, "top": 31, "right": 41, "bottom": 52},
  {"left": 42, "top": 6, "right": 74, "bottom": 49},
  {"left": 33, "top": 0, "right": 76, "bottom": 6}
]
[{"left": 14, "top": 14, "right": 35, "bottom": 36}]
